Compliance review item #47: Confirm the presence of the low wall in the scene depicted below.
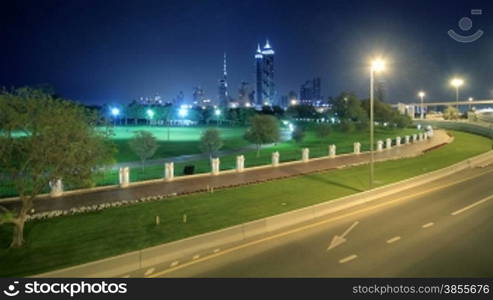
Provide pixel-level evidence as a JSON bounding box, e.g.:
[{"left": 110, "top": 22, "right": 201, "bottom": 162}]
[
  {"left": 34, "top": 149, "right": 493, "bottom": 278},
  {"left": 415, "top": 120, "right": 493, "bottom": 138}
]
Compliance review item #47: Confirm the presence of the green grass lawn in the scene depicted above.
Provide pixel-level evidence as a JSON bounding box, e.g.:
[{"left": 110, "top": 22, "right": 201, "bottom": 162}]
[{"left": 0, "top": 130, "right": 490, "bottom": 277}]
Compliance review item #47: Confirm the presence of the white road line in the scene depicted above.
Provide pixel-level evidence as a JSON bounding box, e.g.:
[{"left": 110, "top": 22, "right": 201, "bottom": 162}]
[
  {"left": 339, "top": 254, "right": 358, "bottom": 264},
  {"left": 422, "top": 222, "right": 434, "bottom": 229},
  {"left": 144, "top": 268, "right": 155, "bottom": 276},
  {"left": 451, "top": 194, "right": 493, "bottom": 216},
  {"left": 213, "top": 248, "right": 220, "bottom": 253},
  {"left": 170, "top": 261, "right": 179, "bottom": 267},
  {"left": 386, "top": 236, "right": 401, "bottom": 244},
  {"left": 193, "top": 255, "right": 200, "bottom": 260}
]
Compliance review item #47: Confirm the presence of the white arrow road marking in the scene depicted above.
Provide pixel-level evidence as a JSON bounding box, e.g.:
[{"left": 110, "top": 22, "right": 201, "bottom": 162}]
[
  {"left": 339, "top": 254, "right": 358, "bottom": 264},
  {"left": 327, "top": 221, "right": 359, "bottom": 250},
  {"left": 144, "top": 268, "right": 155, "bottom": 275},
  {"left": 422, "top": 222, "right": 434, "bottom": 229},
  {"left": 386, "top": 236, "right": 401, "bottom": 244},
  {"left": 451, "top": 194, "right": 493, "bottom": 216}
]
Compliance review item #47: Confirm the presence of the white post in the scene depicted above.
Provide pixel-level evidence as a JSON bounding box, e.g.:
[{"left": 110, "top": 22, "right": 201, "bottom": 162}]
[
  {"left": 236, "top": 155, "right": 245, "bottom": 172},
  {"left": 329, "top": 144, "right": 336, "bottom": 158},
  {"left": 211, "top": 158, "right": 220, "bottom": 175},
  {"left": 50, "top": 179, "right": 63, "bottom": 197},
  {"left": 412, "top": 134, "right": 418, "bottom": 143},
  {"left": 302, "top": 148, "right": 309, "bottom": 162},
  {"left": 419, "top": 133, "right": 424, "bottom": 141},
  {"left": 119, "top": 167, "right": 129, "bottom": 188},
  {"left": 396, "top": 136, "right": 401, "bottom": 147},
  {"left": 377, "top": 140, "right": 383, "bottom": 152},
  {"left": 353, "top": 142, "right": 361, "bottom": 155},
  {"left": 272, "top": 151, "right": 279, "bottom": 167},
  {"left": 405, "top": 135, "right": 410, "bottom": 144},
  {"left": 385, "top": 138, "right": 392, "bottom": 150},
  {"left": 165, "top": 162, "right": 174, "bottom": 181}
]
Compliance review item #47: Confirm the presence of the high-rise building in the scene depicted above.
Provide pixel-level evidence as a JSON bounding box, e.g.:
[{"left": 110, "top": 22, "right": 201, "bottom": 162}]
[
  {"left": 299, "top": 77, "right": 322, "bottom": 106},
  {"left": 218, "top": 53, "right": 229, "bottom": 107},
  {"left": 238, "top": 81, "right": 254, "bottom": 107},
  {"left": 255, "top": 40, "right": 276, "bottom": 107}
]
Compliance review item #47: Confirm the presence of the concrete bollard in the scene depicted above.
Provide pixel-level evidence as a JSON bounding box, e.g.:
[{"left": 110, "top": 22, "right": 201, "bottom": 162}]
[
  {"left": 165, "top": 162, "right": 174, "bottom": 181},
  {"left": 49, "top": 179, "right": 64, "bottom": 197},
  {"left": 396, "top": 136, "right": 401, "bottom": 147},
  {"left": 119, "top": 167, "right": 129, "bottom": 188},
  {"left": 412, "top": 134, "right": 417, "bottom": 143},
  {"left": 377, "top": 140, "right": 383, "bottom": 152},
  {"left": 211, "top": 158, "right": 220, "bottom": 175},
  {"left": 386, "top": 138, "right": 392, "bottom": 150},
  {"left": 302, "top": 148, "right": 309, "bottom": 162},
  {"left": 419, "top": 133, "right": 424, "bottom": 141},
  {"left": 272, "top": 151, "right": 280, "bottom": 167},
  {"left": 329, "top": 144, "right": 336, "bottom": 158},
  {"left": 353, "top": 142, "right": 361, "bottom": 155},
  {"left": 405, "top": 135, "right": 410, "bottom": 144},
  {"left": 236, "top": 155, "right": 245, "bottom": 172}
]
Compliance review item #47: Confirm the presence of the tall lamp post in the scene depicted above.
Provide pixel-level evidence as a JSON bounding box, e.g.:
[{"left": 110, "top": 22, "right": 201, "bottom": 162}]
[
  {"left": 369, "top": 58, "right": 385, "bottom": 189},
  {"left": 146, "top": 109, "right": 154, "bottom": 126},
  {"left": 111, "top": 107, "right": 120, "bottom": 126},
  {"left": 418, "top": 91, "right": 426, "bottom": 120},
  {"left": 450, "top": 78, "right": 464, "bottom": 109}
]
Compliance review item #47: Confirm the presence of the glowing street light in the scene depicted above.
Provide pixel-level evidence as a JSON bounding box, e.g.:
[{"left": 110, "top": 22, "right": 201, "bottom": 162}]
[
  {"left": 418, "top": 91, "right": 426, "bottom": 120},
  {"left": 290, "top": 99, "right": 298, "bottom": 106},
  {"left": 369, "top": 58, "right": 386, "bottom": 189},
  {"left": 178, "top": 108, "right": 188, "bottom": 118},
  {"left": 450, "top": 78, "right": 464, "bottom": 108},
  {"left": 468, "top": 97, "right": 474, "bottom": 111},
  {"left": 146, "top": 109, "right": 154, "bottom": 118},
  {"left": 110, "top": 107, "right": 120, "bottom": 125},
  {"left": 215, "top": 109, "right": 221, "bottom": 116}
]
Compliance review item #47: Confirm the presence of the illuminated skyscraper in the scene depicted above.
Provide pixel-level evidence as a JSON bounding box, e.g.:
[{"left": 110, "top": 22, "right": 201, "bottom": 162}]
[
  {"left": 218, "top": 53, "right": 229, "bottom": 107},
  {"left": 255, "top": 40, "right": 276, "bottom": 107}
]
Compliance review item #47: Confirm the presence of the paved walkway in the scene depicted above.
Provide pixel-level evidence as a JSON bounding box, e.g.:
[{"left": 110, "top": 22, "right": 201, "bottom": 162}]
[{"left": 2, "top": 131, "right": 450, "bottom": 213}]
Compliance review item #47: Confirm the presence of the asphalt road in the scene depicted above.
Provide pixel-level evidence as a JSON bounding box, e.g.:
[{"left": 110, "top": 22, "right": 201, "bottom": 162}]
[
  {"left": 131, "top": 163, "right": 493, "bottom": 278},
  {"left": 1, "top": 131, "right": 448, "bottom": 213}
]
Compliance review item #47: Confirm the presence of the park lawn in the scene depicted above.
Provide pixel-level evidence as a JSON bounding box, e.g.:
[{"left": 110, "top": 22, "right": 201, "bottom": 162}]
[
  {"left": 0, "top": 130, "right": 490, "bottom": 276},
  {"left": 107, "top": 126, "right": 249, "bottom": 162},
  {"left": 88, "top": 127, "right": 420, "bottom": 187}
]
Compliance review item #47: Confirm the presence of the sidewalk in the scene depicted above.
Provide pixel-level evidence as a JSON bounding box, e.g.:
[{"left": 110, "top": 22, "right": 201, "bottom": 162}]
[{"left": 2, "top": 131, "right": 450, "bottom": 213}]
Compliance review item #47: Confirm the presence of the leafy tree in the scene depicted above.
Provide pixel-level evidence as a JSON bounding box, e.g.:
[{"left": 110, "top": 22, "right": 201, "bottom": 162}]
[
  {"left": 128, "top": 131, "right": 159, "bottom": 170},
  {"left": 126, "top": 100, "right": 144, "bottom": 125},
  {"left": 199, "top": 128, "right": 223, "bottom": 159},
  {"left": 244, "top": 115, "right": 280, "bottom": 157},
  {"left": 0, "top": 88, "right": 114, "bottom": 247},
  {"left": 315, "top": 123, "right": 332, "bottom": 144},
  {"left": 291, "top": 127, "right": 305, "bottom": 143},
  {"left": 443, "top": 106, "right": 459, "bottom": 120},
  {"left": 340, "top": 119, "right": 356, "bottom": 133}
]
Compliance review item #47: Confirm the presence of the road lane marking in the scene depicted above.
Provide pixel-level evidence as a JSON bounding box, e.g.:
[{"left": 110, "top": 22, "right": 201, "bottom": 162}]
[
  {"left": 170, "top": 261, "right": 179, "bottom": 267},
  {"left": 422, "top": 222, "right": 434, "bottom": 229},
  {"left": 144, "top": 268, "right": 155, "bottom": 275},
  {"left": 451, "top": 194, "right": 493, "bottom": 216},
  {"left": 193, "top": 255, "right": 200, "bottom": 260},
  {"left": 149, "top": 169, "right": 493, "bottom": 278},
  {"left": 339, "top": 254, "right": 358, "bottom": 264},
  {"left": 122, "top": 275, "right": 130, "bottom": 278},
  {"left": 386, "top": 236, "right": 401, "bottom": 244},
  {"left": 213, "top": 248, "right": 220, "bottom": 253}
]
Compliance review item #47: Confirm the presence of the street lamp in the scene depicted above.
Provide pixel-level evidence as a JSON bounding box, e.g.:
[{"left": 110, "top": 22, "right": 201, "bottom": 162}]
[
  {"left": 418, "top": 91, "right": 426, "bottom": 120},
  {"left": 468, "top": 97, "right": 474, "bottom": 111},
  {"left": 450, "top": 78, "right": 464, "bottom": 109},
  {"left": 369, "top": 58, "right": 385, "bottom": 189},
  {"left": 111, "top": 107, "right": 120, "bottom": 126},
  {"left": 146, "top": 109, "right": 154, "bottom": 125}
]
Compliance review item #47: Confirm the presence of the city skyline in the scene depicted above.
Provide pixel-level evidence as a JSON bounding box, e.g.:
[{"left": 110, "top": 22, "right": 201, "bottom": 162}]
[{"left": 1, "top": 0, "right": 493, "bottom": 105}]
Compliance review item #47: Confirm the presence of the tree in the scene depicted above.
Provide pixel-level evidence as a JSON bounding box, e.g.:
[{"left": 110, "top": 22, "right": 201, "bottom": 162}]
[
  {"left": 292, "top": 127, "right": 305, "bottom": 143},
  {"left": 128, "top": 131, "right": 159, "bottom": 170},
  {"left": 199, "top": 128, "right": 223, "bottom": 159},
  {"left": 315, "top": 123, "right": 332, "bottom": 145},
  {"left": 0, "top": 88, "right": 114, "bottom": 248},
  {"left": 244, "top": 115, "right": 280, "bottom": 157},
  {"left": 340, "top": 119, "right": 356, "bottom": 133},
  {"left": 443, "top": 106, "right": 459, "bottom": 120}
]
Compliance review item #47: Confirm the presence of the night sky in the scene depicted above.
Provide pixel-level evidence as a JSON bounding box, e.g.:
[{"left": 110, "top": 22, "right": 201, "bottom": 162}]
[{"left": 1, "top": 0, "right": 492, "bottom": 105}]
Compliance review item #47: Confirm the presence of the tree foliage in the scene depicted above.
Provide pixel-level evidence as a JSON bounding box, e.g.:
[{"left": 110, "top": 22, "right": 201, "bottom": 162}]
[
  {"left": 0, "top": 88, "right": 115, "bottom": 247},
  {"left": 315, "top": 123, "right": 332, "bottom": 143},
  {"left": 291, "top": 127, "right": 305, "bottom": 143},
  {"left": 128, "top": 130, "right": 159, "bottom": 170},
  {"left": 443, "top": 106, "right": 459, "bottom": 120},
  {"left": 244, "top": 115, "right": 280, "bottom": 157},
  {"left": 199, "top": 128, "right": 223, "bottom": 158}
]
